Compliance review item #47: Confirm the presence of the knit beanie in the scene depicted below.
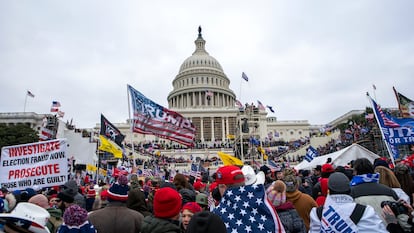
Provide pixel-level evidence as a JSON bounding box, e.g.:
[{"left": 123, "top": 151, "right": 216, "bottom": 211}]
[
  {"left": 57, "top": 190, "right": 74, "bottom": 203},
  {"left": 28, "top": 194, "right": 49, "bottom": 209},
  {"left": 186, "top": 211, "right": 227, "bottom": 233},
  {"left": 328, "top": 172, "right": 350, "bottom": 193},
  {"left": 283, "top": 175, "right": 298, "bottom": 192},
  {"left": 63, "top": 204, "right": 88, "bottom": 226},
  {"left": 107, "top": 175, "right": 129, "bottom": 202},
  {"left": 181, "top": 202, "right": 202, "bottom": 214},
  {"left": 266, "top": 180, "right": 286, "bottom": 207},
  {"left": 153, "top": 187, "right": 182, "bottom": 219}
]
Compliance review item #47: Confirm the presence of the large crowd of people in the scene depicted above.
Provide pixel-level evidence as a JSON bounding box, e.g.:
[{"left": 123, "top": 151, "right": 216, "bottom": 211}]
[{"left": 1, "top": 147, "right": 414, "bottom": 233}]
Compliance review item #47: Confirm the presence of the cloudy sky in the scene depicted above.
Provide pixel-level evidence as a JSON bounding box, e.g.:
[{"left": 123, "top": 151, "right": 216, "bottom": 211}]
[{"left": 1, "top": 1, "right": 413, "bottom": 128}]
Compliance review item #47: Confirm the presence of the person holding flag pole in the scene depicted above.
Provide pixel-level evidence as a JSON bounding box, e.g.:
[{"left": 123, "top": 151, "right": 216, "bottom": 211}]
[{"left": 366, "top": 92, "right": 396, "bottom": 167}]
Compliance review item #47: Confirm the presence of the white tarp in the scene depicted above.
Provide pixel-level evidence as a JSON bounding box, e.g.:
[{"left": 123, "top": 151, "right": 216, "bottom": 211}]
[
  {"left": 65, "top": 130, "right": 98, "bottom": 165},
  {"left": 294, "top": 143, "right": 380, "bottom": 171}
]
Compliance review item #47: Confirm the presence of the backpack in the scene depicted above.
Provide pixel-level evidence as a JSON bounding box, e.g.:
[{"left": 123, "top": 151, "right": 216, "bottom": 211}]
[{"left": 316, "top": 204, "right": 366, "bottom": 225}]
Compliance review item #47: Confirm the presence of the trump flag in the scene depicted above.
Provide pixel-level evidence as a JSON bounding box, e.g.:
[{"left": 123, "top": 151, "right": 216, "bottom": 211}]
[{"left": 128, "top": 85, "right": 196, "bottom": 147}]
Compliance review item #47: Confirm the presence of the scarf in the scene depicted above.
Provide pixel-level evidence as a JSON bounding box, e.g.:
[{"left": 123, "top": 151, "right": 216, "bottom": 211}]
[{"left": 350, "top": 173, "right": 379, "bottom": 186}]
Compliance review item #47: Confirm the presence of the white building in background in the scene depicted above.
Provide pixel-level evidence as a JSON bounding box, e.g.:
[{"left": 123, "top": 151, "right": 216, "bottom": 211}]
[
  {"left": 107, "top": 27, "right": 313, "bottom": 155},
  {"left": 2, "top": 27, "right": 342, "bottom": 163}
]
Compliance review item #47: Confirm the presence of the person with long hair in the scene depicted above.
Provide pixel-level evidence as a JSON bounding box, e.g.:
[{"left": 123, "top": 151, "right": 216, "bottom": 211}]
[
  {"left": 394, "top": 163, "right": 414, "bottom": 205},
  {"left": 374, "top": 166, "right": 410, "bottom": 203}
]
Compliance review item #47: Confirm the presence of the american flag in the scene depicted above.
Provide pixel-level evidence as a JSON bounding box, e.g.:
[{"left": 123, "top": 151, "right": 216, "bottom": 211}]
[
  {"left": 257, "top": 100, "right": 266, "bottom": 111},
  {"left": 371, "top": 97, "right": 400, "bottom": 128},
  {"left": 235, "top": 100, "right": 244, "bottom": 108},
  {"left": 142, "top": 169, "right": 154, "bottom": 177},
  {"left": 39, "top": 127, "right": 54, "bottom": 141},
  {"left": 242, "top": 72, "right": 249, "bottom": 82},
  {"left": 128, "top": 85, "right": 196, "bottom": 147},
  {"left": 50, "top": 101, "right": 61, "bottom": 112},
  {"left": 252, "top": 159, "right": 262, "bottom": 170},
  {"left": 206, "top": 90, "right": 213, "bottom": 97},
  {"left": 213, "top": 184, "right": 285, "bottom": 233},
  {"left": 190, "top": 163, "right": 202, "bottom": 180}
]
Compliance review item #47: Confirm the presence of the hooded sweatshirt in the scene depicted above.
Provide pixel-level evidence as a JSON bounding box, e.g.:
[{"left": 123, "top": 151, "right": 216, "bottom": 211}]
[{"left": 286, "top": 190, "right": 317, "bottom": 231}]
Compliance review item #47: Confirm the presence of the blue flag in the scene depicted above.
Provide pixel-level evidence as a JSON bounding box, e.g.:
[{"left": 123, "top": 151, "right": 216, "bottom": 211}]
[
  {"left": 213, "top": 184, "right": 285, "bottom": 233},
  {"left": 305, "top": 146, "right": 319, "bottom": 162},
  {"left": 266, "top": 105, "right": 275, "bottom": 113},
  {"left": 369, "top": 96, "right": 414, "bottom": 146}
]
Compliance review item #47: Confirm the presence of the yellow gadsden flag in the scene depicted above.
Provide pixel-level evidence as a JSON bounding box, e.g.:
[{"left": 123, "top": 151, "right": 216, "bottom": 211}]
[
  {"left": 218, "top": 151, "right": 244, "bottom": 166},
  {"left": 87, "top": 164, "right": 97, "bottom": 172},
  {"left": 99, "top": 135, "right": 123, "bottom": 158}
]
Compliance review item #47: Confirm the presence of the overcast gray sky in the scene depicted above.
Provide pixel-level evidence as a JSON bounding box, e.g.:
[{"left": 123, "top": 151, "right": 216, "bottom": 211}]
[{"left": 1, "top": 1, "right": 413, "bottom": 129}]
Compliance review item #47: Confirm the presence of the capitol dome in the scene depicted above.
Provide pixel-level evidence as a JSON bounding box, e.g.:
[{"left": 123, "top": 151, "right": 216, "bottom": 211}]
[{"left": 168, "top": 26, "right": 236, "bottom": 110}]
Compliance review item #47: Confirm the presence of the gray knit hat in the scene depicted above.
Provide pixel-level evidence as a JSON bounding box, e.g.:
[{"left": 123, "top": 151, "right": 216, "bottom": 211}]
[{"left": 328, "top": 172, "right": 350, "bottom": 193}]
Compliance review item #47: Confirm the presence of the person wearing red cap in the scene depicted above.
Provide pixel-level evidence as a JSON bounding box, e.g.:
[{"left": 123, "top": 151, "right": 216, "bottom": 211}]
[
  {"left": 312, "top": 163, "right": 335, "bottom": 206},
  {"left": 141, "top": 187, "right": 182, "bottom": 233},
  {"left": 180, "top": 202, "right": 202, "bottom": 232},
  {"left": 193, "top": 181, "right": 206, "bottom": 193},
  {"left": 215, "top": 165, "right": 245, "bottom": 198}
]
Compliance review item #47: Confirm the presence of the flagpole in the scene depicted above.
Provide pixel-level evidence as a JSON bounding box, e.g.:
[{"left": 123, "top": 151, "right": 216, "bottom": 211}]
[
  {"left": 372, "top": 84, "right": 377, "bottom": 102},
  {"left": 24, "top": 93, "right": 28, "bottom": 112},
  {"left": 392, "top": 86, "right": 402, "bottom": 116},
  {"left": 367, "top": 93, "right": 395, "bottom": 166},
  {"left": 126, "top": 85, "right": 136, "bottom": 167}
]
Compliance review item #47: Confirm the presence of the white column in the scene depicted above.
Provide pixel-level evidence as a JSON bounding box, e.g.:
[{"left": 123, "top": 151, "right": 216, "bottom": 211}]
[
  {"left": 221, "top": 117, "right": 225, "bottom": 141},
  {"left": 211, "top": 117, "right": 214, "bottom": 141},
  {"left": 192, "top": 92, "right": 195, "bottom": 107},
  {"left": 226, "top": 117, "right": 230, "bottom": 137},
  {"left": 200, "top": 117, "right": 204, "bottom": 141}
]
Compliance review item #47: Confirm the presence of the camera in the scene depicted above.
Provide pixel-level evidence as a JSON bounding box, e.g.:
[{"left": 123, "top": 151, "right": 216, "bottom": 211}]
[{"left": 381, "top": 201, "right": 409, "bottom": 216}]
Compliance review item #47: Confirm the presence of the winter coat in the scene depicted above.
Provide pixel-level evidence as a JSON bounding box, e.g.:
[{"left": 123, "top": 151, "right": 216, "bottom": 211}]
[
  {"left": 141, "top": 215, "right": 181, "bottom": 233},
  {"left": 350, "top": 182, "right": 398, "bottom": 225},
  {"left": 88, "top": 201, "right": 144, "bottom": 233},
  {"left": 127, "top": 187, "right": 151, "bottom": 216},
  {"left": 57, "top": 221, "right": 97, "bottom": 233},
  {"left": 285, "top": 189, "right": 317, "bottom": 231},
  {"left": 275, "top": 202, "right": 307, "bottom": 233},
  {"left": 309, "top": 194, "right": 387, "bottom": 233}
]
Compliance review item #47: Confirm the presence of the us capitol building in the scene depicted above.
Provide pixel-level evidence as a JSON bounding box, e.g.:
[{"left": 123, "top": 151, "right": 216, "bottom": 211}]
[{"left": 1, "top": 27, "right": 348, "bottom": 163}]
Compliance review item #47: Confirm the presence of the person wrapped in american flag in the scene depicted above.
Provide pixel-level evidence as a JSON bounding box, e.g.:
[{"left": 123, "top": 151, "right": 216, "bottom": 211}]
[{"left": 212, "top": 165, "right": 286, "bottom": 233}]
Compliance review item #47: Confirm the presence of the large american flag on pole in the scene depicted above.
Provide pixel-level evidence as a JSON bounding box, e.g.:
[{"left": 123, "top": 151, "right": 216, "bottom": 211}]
[
  {"left": 128, "top": 85, "right": 196, "bottom": 147},
  {"left": 213, "top": 184, "right": 285, "bottom": 233}
]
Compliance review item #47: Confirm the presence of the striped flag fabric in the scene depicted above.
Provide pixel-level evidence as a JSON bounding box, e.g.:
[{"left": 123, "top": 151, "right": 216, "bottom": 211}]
[
  {"left": 371, "top": 98, "right": 400, "bottom": 128},
  {"left": 50, "top": 101, "right": 61, "bottom": 112},
  {"left": 257, "top": 100, "right": 266, "bottom": 111},
  {"left": 242, "top": 72, "right": 249, "bottom": 82},
  {"left": 128, "top": 84, "right": 196, "bottom": 147}
]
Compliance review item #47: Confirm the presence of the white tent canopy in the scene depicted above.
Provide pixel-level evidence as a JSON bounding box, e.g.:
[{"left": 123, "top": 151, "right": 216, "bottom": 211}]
[{"left": 294, "top": 143, "right": 380, "bottom": 171}]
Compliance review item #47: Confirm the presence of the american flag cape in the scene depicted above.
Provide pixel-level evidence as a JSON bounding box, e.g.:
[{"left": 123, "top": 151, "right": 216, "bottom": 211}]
[
  {"left": 213, "top": 184, "right": 285, "bottom": 233},
  {"left": 128, "top": 85, "right": 196, "bottom": 147}
]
